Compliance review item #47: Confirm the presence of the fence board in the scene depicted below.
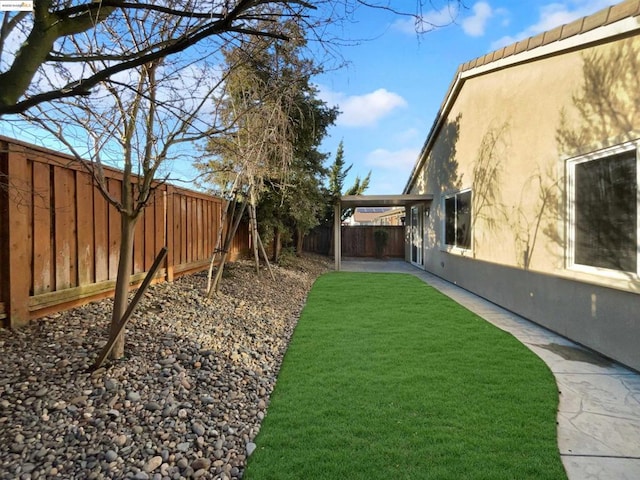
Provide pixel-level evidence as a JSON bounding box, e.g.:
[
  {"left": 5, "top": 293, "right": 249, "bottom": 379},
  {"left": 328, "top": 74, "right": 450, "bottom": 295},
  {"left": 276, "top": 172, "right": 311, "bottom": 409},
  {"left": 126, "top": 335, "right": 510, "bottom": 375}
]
[
  {"left": 76, "top": 172, "right": 95, "bottom": 286},
  {"left": 188, "top": 197, "right": 195, "bottom": 263},
  {"left": 203, "top": 201, "right": 210, "bottom": 257},
  {"left": 25, "top": 160, "right": 35, "bottom": 298},
  {"left": 165, "top": 188, "right": 175, "bottom": 281},
  {"left": 197, "top": 199, "right": 204, "bottom": 261},
  {"left": 180, "top": 195, "right": 187, "bottom": 264},
  {"left": 108, "top": 179, "right": 121, "bottom": 280},
  {"left": 0, "top": 147, "right": 6, "bottom": 323},
  {"left": 32, "top": 162, "right": 52, "bottom": 295},
  {"left": 154, "top": 192, "right": 165, "bottom": 253},
  {"left": 144, "top": 199, "right": 156, "bottom": 270},
  {"left": 214, "top": 202, "right": 222, "bottom": 253},
  {"left": 172, "top": 193, "right": 181, "bottom": 266},
  {"left": 5, "top": 145, "right": 31, "bottom": 325},
  {"left": 94, "top": 182, "right": 109, "bottom": 283},
  {"left": 190, "top": 197, "right": 197, "bottom": 262},
  {"left": 54, "top": 166, "right": 76, "bottom": 290},
  {"left": 133, "top": 207, "right": 144, "bottom": 274}
]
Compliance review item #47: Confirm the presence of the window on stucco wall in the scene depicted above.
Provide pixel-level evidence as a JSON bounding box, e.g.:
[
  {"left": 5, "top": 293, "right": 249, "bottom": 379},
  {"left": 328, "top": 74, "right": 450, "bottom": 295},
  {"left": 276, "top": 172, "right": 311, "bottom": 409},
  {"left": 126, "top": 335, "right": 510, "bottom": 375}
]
[
  {"left": 568, "top": 143, "right": 638, "bottom": 276},
  {"left": 444, "top": 190, "right": 472, "bottom": 250}
]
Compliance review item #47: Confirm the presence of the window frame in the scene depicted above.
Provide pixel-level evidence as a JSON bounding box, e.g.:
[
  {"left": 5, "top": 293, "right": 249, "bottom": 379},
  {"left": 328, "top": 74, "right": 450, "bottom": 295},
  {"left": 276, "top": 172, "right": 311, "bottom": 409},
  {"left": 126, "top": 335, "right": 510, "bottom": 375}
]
[
  {"left": 566, "top": 141, "right": 639, "bottom": 279},
  {"left": 442, "top": 188, "right": 473, "bottom": 253}
]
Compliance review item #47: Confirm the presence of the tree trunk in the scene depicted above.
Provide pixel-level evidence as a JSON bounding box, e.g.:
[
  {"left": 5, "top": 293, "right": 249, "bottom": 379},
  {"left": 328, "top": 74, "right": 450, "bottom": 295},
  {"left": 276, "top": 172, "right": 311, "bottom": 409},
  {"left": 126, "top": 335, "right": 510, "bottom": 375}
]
[
  {"left": 211, "top": 250, "right": 229, "bottom": 295},
  {"left": 248, "top": 199, "right": 260, "bottom": 276},
  {"left": 206, "top": 198, "right": 235, "bottom": 294},
  {"left": 272, "top": 227, "right": 282, "bottom": 263},
  {"left": 109, "top": 214, "right": 137, "bottom": 360},
  {"left": 209, "top": 201, "right": 247, "bottom": 295},
  {"left": 256, "top": 232, "right": 275, "bottom": 281}
]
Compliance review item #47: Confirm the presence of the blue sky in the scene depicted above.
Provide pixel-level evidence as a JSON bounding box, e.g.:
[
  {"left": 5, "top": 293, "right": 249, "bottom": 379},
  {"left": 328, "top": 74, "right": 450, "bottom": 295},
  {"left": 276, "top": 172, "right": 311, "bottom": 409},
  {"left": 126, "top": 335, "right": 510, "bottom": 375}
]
[{"left": 317, "top": 0, "right": 619, "bottom": 195}]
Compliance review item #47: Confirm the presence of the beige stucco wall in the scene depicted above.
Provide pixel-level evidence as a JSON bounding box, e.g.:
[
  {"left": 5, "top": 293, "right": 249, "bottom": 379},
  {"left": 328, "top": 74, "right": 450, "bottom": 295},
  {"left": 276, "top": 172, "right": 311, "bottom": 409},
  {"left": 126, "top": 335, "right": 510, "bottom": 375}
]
[{"left": 412, "top": 34, "right": 640, "bottom": 294}]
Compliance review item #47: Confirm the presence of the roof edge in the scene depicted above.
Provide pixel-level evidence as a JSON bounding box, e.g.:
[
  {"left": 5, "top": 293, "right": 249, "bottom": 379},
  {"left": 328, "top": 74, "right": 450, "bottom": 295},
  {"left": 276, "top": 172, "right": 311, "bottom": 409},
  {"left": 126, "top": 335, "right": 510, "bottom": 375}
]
[{"left": 461, "top": 0, "right": 640, "bottom": 74}]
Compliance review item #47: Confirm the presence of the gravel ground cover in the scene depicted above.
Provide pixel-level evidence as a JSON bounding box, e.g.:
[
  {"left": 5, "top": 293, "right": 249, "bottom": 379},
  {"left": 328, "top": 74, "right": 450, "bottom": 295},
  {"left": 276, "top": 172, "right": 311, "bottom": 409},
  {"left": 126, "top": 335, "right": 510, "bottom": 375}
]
[{"left": 0, "top": 254, "right": 331, "bottom": 480}]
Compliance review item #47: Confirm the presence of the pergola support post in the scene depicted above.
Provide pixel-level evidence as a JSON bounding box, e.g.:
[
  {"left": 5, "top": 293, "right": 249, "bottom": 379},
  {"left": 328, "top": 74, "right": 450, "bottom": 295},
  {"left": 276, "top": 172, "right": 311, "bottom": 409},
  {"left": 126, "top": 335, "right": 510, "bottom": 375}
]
[{"left": 334, "top": 202, "right": 341, "bottom": 271}]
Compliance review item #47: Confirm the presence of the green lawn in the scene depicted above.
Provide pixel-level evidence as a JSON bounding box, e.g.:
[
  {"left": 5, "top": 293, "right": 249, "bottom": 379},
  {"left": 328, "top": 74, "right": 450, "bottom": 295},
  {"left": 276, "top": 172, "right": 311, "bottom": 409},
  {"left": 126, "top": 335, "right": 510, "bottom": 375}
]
[{"left": 244, "top": 272, "right": 566, "bottom": 480}]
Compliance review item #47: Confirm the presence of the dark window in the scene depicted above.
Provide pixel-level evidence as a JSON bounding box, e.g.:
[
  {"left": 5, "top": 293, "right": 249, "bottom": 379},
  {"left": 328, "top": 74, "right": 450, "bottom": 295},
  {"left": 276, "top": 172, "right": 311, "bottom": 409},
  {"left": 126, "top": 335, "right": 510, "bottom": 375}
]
[
  {"left": 574, "top": 151, "right": 637, "bottom": 272},
  {"left": 445, "top": 196, "right": 456, "bottom": 246},
  {"left": 444, "top": 190, "right": 472, "bottom": 249}
]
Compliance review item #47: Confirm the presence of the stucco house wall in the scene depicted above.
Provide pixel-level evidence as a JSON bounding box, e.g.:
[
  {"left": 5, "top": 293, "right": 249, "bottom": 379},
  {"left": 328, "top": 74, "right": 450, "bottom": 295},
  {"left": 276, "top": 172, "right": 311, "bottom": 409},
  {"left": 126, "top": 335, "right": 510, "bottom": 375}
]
[{"left": 406, "top": 2, "right": 640, "bottom": 371}]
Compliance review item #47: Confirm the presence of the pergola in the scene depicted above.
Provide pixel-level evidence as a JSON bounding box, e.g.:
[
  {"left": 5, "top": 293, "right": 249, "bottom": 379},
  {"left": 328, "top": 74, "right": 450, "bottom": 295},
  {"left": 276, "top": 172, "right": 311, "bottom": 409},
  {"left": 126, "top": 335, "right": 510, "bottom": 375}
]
[{"left": 335, "top": 194, "right": 433, "bottom": 270}]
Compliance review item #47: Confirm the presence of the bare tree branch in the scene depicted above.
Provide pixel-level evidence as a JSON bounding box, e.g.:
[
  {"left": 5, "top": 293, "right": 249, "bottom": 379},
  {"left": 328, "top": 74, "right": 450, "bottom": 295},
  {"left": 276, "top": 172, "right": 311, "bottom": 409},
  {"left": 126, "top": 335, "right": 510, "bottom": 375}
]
[{"left": 0, "top": 0, "right": 315, "bottom": 114}]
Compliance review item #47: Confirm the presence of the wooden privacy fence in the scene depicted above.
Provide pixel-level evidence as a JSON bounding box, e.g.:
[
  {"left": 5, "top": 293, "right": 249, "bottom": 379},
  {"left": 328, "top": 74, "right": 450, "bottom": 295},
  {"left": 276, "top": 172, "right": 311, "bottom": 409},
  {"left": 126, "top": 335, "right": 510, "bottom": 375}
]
[
  {"left": 0, "top": 136, "right": 249, "bottom": 328},
  {"left": 302, "top": 225, "right": 332, "bottom": 255},
  {"left": 303, "top": 225, "right": 406, "bottom": 258}
]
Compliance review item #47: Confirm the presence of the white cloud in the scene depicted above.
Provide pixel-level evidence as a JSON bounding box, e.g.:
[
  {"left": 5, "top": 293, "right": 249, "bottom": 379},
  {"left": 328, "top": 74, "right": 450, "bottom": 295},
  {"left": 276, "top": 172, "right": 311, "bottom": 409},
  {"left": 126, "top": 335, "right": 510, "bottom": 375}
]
[
  {"left": 461, "top": 2, "right": 494, "bottom": 37},
  {"left": 491, "top": 0, "right": 617, "bottom": 49},
  {"left": 366, "top": 148, "right": 420, "bottom": 170},
  {"left": 319, "top": 87, "right": 408, "bottom": 127}
]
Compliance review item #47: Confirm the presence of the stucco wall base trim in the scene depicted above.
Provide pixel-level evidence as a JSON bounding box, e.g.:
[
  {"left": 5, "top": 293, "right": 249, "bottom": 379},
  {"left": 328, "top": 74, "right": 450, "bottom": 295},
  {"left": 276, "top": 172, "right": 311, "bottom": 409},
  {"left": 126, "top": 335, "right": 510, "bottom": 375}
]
[{"left": 425, "top": 255, "right": 640, "bottom": 373}]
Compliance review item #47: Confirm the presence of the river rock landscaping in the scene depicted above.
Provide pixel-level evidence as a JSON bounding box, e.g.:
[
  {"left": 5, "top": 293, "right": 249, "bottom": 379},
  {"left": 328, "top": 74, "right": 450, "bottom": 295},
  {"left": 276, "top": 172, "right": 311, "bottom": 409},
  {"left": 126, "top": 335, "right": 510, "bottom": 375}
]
[{"left": 0, "top": 255, "right": 331, "bottom": 480}]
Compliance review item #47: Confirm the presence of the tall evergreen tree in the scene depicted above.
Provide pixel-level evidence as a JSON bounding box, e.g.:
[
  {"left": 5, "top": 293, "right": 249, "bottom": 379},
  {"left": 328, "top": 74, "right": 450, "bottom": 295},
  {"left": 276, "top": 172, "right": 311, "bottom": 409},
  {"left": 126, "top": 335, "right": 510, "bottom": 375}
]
[
  {"left": 325, "top": 140, "right": 371, "bottom": 223},
  {"left": 322, "top": 141, "right": 371, "bottom": 255}
]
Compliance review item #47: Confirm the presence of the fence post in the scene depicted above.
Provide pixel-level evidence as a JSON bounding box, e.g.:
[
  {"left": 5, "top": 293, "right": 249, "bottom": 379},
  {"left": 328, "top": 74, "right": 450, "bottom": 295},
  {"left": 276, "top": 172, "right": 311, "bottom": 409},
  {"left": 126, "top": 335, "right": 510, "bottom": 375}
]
[
  {"left": 6, "top": 144, "right": 31, "bottom": 327},
  {"left": 164, "top": 185, "right": 174, "bottom": 282}
]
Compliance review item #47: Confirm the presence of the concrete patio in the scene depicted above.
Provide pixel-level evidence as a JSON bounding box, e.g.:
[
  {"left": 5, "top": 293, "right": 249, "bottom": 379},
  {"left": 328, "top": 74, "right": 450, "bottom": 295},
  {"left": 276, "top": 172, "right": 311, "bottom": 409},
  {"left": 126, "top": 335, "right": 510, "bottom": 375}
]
[{"left": 341, "top": 258, "right": 640, "bottom": 480}]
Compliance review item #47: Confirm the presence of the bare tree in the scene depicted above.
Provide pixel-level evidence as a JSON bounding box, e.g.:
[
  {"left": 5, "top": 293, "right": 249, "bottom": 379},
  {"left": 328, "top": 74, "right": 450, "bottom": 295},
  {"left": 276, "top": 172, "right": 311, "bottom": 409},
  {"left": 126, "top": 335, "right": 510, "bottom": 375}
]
[{"left": 20, "top": 6, "right": 229, "bottom": 360}]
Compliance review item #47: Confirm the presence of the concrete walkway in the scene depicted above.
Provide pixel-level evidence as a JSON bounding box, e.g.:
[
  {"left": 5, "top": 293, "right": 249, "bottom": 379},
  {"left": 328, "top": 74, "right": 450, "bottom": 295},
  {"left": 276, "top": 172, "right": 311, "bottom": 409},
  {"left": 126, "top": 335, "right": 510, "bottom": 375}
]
[{"left": 340, "top": 258, "right": 640, "bottom": 480}]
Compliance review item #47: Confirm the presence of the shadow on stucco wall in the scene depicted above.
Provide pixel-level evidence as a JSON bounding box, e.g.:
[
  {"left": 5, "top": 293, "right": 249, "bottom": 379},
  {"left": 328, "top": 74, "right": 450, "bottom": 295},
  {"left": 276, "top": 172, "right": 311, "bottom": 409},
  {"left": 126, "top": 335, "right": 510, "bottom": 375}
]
[
  {"left": 557, "top": 37, "right": 640, "bottom": 156},
  {"left": 469, "top": 120, "right": 560, "bottom": 269},
  {"left": 556, "top": 37, "right": 640, "bottom": 287},
  {"left": 415, "top": 114, "right": 461, "bottom": 256},
  {"left": 471, "top": 121, "right": 510, "bottom": 259},
  {"left": 511, "top": 164, "right": 562, "bottom": 270},
  {"left": 423, "top": 113, "right": 462, "bottom": 194}
]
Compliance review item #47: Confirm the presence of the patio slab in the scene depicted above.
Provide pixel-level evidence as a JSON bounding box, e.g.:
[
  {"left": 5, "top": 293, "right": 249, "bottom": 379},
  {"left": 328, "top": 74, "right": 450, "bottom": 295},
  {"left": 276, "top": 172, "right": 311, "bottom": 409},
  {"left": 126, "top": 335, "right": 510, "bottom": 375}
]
[{"left": 340, "top": 258, "right": 640, "bottom": 480}]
